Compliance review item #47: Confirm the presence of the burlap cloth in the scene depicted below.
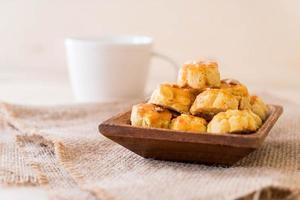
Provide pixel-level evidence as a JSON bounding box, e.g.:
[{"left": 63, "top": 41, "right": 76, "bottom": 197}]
[{"left": 0, "top": 94, "right": 299, "bottom": 200}]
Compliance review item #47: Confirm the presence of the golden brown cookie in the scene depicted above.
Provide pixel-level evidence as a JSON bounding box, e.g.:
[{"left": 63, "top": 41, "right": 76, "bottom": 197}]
[
  {"left": 170, "top": 114, "right": 207, "bottom": 132},
  {"left": 177, "top": 60, "right": 221, "bottom": 90},
  {"left": 130, "top": 103, "right": 172, "bottom": 129},
  {"left": 149, "top": 83, "right": 197, "bottom": 114},
  {"left": 190, "top": 89, "right": 239, "bottom": 119},
  {"left": 207, "top": 110, "right": 262, "bottom": 134},
  {"left": 250, "top": 95, "right": 269, "bottom": 121},
  {"left": 220, "top": 79, "right": 249, "bottom": 97},
  {"left": 220, "top": 79, "right": 251, "bottom": 110}
]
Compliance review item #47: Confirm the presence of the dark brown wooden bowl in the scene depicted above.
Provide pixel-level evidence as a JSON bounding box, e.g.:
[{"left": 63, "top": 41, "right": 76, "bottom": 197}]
[{"left": 99, "top": 105, "right": 283, "bottom": 165}]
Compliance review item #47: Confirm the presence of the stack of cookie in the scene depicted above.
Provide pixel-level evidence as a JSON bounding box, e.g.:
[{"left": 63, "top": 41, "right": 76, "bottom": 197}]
[{"left": 130, "top": 60, "right": 268, "bottom": 134}]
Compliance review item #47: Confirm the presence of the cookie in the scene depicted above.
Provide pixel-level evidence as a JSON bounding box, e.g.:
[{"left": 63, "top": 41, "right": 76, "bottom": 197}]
[
  {"left": 250, "top": 95, "right": 269, "bottom": 121},
  {"left": 207, "top": 110, "right": 262, "bottom": 134},
  {"left": 170, "top": 114, "right": 207, "bottom": 132},
  {"left": 149, "top": 83, "right": 197, "bottom": 114},
  {"left": 190, "top": 89, "right": 239, "bottom": 119},
  {"left": 130, "top": 103, "right": 172, "bottom": 128},
  {"left": 177, "top": 60, "right": 221, "bottom": 90}
]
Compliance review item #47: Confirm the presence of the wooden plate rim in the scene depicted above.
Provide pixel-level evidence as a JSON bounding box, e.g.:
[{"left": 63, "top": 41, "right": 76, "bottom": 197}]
[{"left": 99, "top": 104, "right": 283, "bottom": 148}]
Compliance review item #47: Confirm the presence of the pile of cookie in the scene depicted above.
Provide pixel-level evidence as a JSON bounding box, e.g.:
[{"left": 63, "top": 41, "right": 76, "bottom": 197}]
[{"left": 130, "top": 60, "right": 268, "bottom": 134}]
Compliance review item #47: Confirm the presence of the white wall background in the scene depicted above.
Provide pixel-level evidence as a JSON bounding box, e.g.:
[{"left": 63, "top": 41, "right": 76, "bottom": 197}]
[{"left": 1, "top": 0, "right": 300, "bottom": 88}]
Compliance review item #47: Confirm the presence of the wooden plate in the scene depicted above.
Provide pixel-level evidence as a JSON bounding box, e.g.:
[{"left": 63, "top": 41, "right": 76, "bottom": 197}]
[{"left": 99, "top": 105, "right": 283, "bottom": 165}]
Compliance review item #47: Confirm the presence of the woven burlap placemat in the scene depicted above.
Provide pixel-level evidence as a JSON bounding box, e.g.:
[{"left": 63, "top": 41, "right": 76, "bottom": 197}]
[{"left": 0, "top": 95, "right": 299, "bottom": 200}]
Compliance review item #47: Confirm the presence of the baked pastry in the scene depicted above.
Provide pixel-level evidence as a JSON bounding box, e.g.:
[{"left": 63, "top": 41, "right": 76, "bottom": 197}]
[
  {"left": 170, "top": 114, "right": 207, "bottom": 132},
  {"left": 149, "top": 83, "right": 197, "bottom": 114},
  {"left": 220, "top": 79, "right": 251, "bottom": 110},
  {"left": 207, "top": 110, "right": 262, "bottom": 134},
  {"left": 250, "top": 96, "right": 269, "bottom": 121},
  {"left": 220, "top": 79, "right": 249, "bottom": 97},
  {"left": 190, "top": 89, "right": 239, "bottom": 119},
  {"left": 130, "top": 103, "right": 172, "bottom": 128},
  {"left": 177, "top": 60, "right": 221, "bottom": 90}
]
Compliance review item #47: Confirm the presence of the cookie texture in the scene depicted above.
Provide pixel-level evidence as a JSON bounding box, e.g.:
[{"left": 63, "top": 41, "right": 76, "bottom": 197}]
[
  {"left": 250, "top": 95, "right": 269, "bottom": 121},
  {"left": 149, "top": 84, "right": 197, "bottom": 114},
  {"left": 220, "top": 79, "right": 251, "bottom": 110},
  {"left": 190, "top": 89, "right": 239, "bottom": 119},
  {"left": 207, "top": 110, "right": 262, "bottom": 134},
  {"left": 170, "top": 114, "right": 207, "bottom": 132},
  {"left": 130, "top": 103, "right": 172, "bottom": 128},
  {"left": 177, "top": 60, "right": 221, "bottom": 90},
  {"left": 220, "top": 79, "right": 249, "bottom": 97}
]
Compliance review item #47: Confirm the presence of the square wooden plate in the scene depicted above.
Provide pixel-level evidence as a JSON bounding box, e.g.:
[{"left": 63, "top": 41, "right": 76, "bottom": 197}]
[{"left": 99, "top": 105, "right": 283, "bottom": 165}]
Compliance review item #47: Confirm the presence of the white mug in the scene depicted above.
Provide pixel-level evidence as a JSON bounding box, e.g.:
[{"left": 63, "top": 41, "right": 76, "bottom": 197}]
[{"left": 65, "top": 36, "right": 177, "bottom": 102}]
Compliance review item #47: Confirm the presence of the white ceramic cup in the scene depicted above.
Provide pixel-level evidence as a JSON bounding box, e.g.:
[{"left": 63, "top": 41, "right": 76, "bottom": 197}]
[{"left": 65, "top": 36, "right": 177, "bottom": 102}]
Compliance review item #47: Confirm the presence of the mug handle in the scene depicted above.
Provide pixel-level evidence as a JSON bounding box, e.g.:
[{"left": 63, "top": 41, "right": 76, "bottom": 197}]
[
  {"left": 152, "top": 52, "right": 179, "bottom": 72},
  {"left": 144, "top": 52, "right": 179, "bottom": 99}
]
